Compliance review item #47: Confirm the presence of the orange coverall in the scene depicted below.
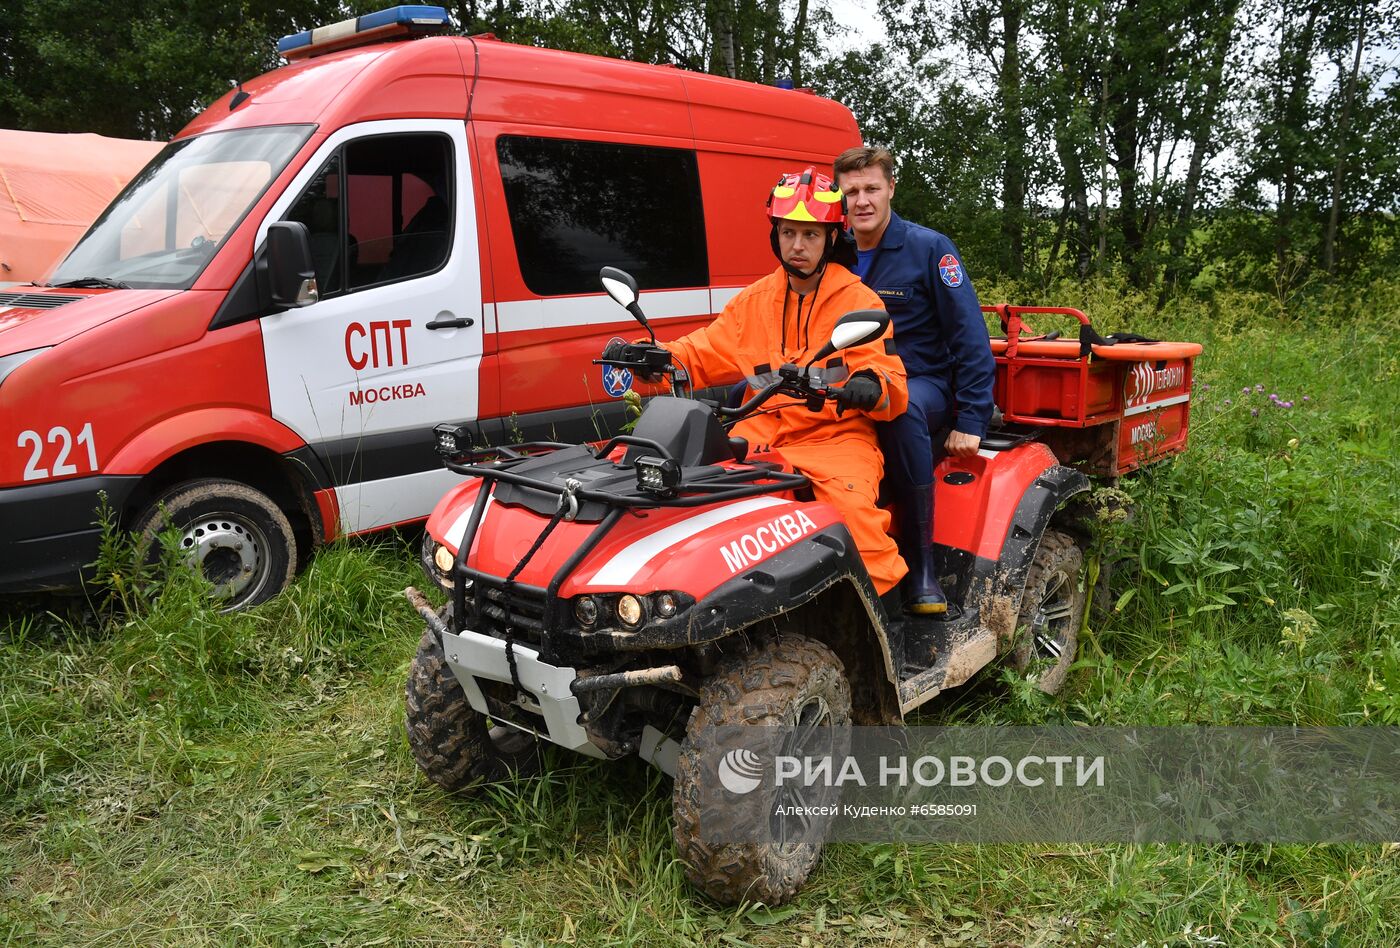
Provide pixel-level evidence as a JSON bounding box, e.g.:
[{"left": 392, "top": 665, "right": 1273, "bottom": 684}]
[{"left": 664, "top": 263, "right": 910, "bottom": 594}]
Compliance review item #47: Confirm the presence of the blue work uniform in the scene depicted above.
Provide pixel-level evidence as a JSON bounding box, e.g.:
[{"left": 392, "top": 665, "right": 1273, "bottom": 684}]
[{"left": 851, "top": 212, "right": 995, "bottom": 486}]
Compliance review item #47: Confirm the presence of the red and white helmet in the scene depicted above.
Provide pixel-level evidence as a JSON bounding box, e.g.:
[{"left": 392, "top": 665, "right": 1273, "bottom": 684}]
[{"left": 766, "top": 167, "right": 847, "bottom": 225}]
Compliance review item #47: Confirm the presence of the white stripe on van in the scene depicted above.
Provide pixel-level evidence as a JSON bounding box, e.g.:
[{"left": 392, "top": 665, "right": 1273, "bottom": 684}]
[
  {"left": 495, "top": 288, "right": 711, "bottom": 333},
  {"left": 587, "top": 496, "right": 792, "bottom": 586},
  {"left": 334, "top": 467, "right": 462, "bottom": 534},
  {"left": 711, "top": 286, "right": 745, "bottom": 309}
]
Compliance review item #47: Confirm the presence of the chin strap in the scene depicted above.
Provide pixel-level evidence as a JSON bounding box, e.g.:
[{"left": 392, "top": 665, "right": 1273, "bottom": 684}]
[{"left": 781, "top": 264, "right": 829, "bottom": 356}]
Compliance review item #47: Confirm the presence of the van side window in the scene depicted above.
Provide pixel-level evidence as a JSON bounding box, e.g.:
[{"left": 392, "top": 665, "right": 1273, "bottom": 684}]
[
  {"left": 283, "top": 133, "right": 453, "bottom": 296},
  {"left": 497, "top": 136, "right": 707, "bottom": 296},
  {"left": 286, "top": 154, "right": 347, "bottom": 296}
]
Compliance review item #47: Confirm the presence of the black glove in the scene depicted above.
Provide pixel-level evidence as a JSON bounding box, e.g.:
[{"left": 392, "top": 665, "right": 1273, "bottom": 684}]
[
  {"left": 600, "top": 339, "right": 632, "bottom": 364},
  {"left": 601, "top": 340, "right": 670, "bottom": 382},
  {"left": 832, "top": 372, "right": 881, "bottom": 416}
]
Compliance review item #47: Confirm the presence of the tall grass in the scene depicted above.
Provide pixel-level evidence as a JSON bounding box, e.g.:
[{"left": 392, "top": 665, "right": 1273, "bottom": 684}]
[{"left": 3, "top": 279, "right": 1399, "bottom": 945}]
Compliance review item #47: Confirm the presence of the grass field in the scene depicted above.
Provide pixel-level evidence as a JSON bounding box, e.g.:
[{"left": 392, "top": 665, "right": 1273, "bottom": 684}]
[{"left": 3, "top": 279, "right": 1399, "bottom": 945}]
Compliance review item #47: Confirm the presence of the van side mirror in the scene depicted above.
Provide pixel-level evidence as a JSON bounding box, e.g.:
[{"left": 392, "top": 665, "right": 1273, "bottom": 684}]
[
  {"left": 808, "top": 309, "right": 890, "bottom": 365},
  {"left": 599, "top": 266, "right": 654, "bottom": 342},
  {"left": 264, "top": 221, "right": 319, "bottom": 309}
]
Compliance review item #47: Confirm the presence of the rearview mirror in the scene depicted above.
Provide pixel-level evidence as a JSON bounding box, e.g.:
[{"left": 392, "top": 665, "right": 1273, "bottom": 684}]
[
  {"left": 263, "top": 221, "right": 318, "bottom": 309},
  {"left": 599, "top": 266, "right": 654, "bottom": 342},
  {"left": 808, "top": 309, "right": 890, "bottom": 364},
  {"left": 600, "top": 266, "right": 638, "bottom": 309}
]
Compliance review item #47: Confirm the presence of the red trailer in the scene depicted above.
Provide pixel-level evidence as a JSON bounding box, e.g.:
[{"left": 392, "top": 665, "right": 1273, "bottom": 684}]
[{"left": 985, "top": 304, "right": 1202, "bottom": 476}]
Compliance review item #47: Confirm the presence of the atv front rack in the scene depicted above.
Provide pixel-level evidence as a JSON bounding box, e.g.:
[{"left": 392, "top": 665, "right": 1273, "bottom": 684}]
[
  {"left": 443, "top": 438, "right": 808, "bottom": 510},
  {"left": 441, "top": 439, "right": 809, "bottom": 643}
]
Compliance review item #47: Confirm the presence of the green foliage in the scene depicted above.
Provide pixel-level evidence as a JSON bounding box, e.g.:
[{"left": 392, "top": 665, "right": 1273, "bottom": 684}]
[
  {"left": 810, "top": 46, "right": 1002, "bottom": 253},
  {"left": 3, "top": 0, "right": 1395, "bottom": 294},
  {"left": 86, "top": 491, "right": 166, "bottom": 618},
  {"left": 0, "top": 0, "right": 364, "bottom": 138}
]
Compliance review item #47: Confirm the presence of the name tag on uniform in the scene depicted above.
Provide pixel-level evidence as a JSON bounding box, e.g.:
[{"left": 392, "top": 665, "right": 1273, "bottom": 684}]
[{"left": 875, "top": 285, "right": 911, "bottom": 301}]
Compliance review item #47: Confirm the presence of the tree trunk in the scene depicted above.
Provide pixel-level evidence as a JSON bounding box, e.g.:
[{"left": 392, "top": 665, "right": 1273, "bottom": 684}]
[
  {"left": 1098, "top": 72, "right": 1109, "bottom": 268},
  {"left": 791, "top": 0, "right": 809, "bottom": 87},
  {"left": 1106, "top": 0, "right": 1147, "bottom": 288},
  {"left": 712, "top": 0, "right": 738, "bottom": 77},
  {"left": 1051, "top": 121, "right": 1094, "bottom": 280},
  {"left": 1323, "top": 3, "right": 1367, "bottom": 275},
  {"left": 1046, "top": 195, "right": 1071, "bottom": 284},
  {"left": 761, "top": 0, "right": 780, "bottom": 84},
  {"left": 1275, "top": 4, "right": 1320, "bottom": 280},
  {"left": 1045, "top": 0, "right": 1094, "bottom": 279},
  {"left": 1163, "top": 1, "right": 1238, "bottom": 296},
  {"left": 999, "top": 0, "right": 1026, "bottom": 276}
]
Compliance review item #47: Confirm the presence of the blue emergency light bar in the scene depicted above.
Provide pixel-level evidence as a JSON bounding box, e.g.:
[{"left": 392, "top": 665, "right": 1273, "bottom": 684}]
[{"left": 278, "top": 5, "right": 451, "bottom": 60}]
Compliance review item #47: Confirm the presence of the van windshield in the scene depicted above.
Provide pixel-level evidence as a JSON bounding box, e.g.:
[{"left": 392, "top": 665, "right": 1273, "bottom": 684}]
[{"left": 48, "top": 125, "right": 314, "bottom": 291}]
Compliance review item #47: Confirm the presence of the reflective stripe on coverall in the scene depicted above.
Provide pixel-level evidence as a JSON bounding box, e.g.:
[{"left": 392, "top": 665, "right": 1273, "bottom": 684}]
[{"left": 664, "top": 263, "right": 910, "bottom": 595}]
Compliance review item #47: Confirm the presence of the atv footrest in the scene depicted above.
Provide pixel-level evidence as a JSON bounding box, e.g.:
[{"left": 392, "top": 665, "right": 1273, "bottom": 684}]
[{"left": 897, "top": 616, "right": 1000, "bottom": 714}]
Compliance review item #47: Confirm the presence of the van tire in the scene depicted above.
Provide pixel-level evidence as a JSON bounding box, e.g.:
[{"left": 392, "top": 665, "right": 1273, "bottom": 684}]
[
  {"left": 405, "top": 626, "right": 541, "bottom": 792},
  {"left": 672, "top": 634, "right": 851, "bottom": 906},
  {"left": 1009, "top": 530, "right": 1086, "bottom": 695},
  {"left": 133, "top": 478, "right": 297, "bottom": 612}
]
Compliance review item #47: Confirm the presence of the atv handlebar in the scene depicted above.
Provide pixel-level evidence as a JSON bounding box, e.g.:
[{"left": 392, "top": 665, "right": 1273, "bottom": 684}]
[{"left": 715, "top": 363, "right": 835, "bottom": 420}]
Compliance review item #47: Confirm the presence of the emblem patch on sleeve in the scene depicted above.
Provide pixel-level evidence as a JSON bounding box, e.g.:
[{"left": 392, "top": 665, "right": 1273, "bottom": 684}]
[{"left": 938, "top": 253, "right": 963, "bottom": 288}]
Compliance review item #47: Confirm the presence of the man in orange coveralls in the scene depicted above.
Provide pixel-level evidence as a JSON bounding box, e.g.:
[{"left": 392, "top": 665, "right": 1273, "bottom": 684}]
[{"left": 607, "top": 168, "right": 910, "bottom": 596}]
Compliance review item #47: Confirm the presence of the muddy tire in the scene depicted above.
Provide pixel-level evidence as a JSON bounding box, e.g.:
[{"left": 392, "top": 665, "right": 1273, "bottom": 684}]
[
  {"left": 405, "top": 626, "right": 540, "bottom": 792},
  {"left": 672, "top": 634, "right": 851, "bottom": 906},
  {"left": 133, "top": 478, "right": 297, "bottom": 612},
  {"left": 1009, "top": 530, "right": 1086, "bottom": 695}
]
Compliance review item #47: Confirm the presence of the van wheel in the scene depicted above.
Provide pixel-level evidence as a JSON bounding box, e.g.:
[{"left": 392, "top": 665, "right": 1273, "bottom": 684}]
[
  {"left": 405, "top": 626, "right": 541, "bottom": 791},
  {"left": 672, "top": 634, "right": 851, "bottom": 906},
  {"left": 133, "top": 479, "right": 296, "bottom": 612},
  {"left": 1010, "top": 530, "right": 1086, "bottom": 695}
]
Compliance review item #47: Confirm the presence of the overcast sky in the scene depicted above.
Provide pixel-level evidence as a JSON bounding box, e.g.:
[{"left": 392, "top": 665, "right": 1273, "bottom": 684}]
[{"left": 828, "top": 0, "right": 888, "bottom": 53}]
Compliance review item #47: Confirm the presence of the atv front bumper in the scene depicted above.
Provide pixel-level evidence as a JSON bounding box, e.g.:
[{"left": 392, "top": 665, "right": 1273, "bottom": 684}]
[{"left": 440, "top": 627, "right": 607, "bottom": 759}]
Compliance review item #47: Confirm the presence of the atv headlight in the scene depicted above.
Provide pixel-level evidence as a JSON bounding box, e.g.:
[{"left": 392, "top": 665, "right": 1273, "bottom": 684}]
[
  {"left": 421, "top": 533, "right": 457, "bottom": 592},
  {"left": 574, "top": 595, "right": 600, "bottom": 627},
  {"left": 654, "top": 592, "right": 679, "bottom": 618},
  {"left": 433, "top": 544, "right": 456, "bottom": 575},
  {"left": 617, "top": 594, "right": 646, "bottom": 627}
]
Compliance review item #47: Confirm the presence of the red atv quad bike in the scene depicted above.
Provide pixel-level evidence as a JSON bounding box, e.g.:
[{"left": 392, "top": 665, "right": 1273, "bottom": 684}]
[{"left": 403, "top": 268, "right": 1202, "bottom": 905}]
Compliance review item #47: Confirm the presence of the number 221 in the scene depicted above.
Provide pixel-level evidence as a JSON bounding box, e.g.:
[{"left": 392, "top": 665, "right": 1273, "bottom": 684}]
[{"left": 18, "top": 424, "right": 98, "bottom": 481}]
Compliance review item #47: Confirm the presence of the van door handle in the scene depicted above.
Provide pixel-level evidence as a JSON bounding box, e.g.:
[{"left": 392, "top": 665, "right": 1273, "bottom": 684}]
[{"left": 426, "top": 315, "right": 474, "bottom": 330}]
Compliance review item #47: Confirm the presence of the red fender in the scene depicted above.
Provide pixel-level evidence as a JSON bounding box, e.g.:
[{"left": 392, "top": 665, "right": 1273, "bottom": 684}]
[
  {"left": 933, "top": 442, "right": 1062, "bottom": 562},
  {"left": 104, "top": 408, "right": 308, "bottom": 475}
]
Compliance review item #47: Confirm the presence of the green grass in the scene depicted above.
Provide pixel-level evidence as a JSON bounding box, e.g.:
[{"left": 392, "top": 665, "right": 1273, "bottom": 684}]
[{"left": 4, "top": 278, "right": 1400, "bottom": 945}]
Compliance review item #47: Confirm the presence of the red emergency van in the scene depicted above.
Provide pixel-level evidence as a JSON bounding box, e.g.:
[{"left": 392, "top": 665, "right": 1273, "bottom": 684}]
[{"left": 0, "top": 6, "right": 860, "bottom": 608}]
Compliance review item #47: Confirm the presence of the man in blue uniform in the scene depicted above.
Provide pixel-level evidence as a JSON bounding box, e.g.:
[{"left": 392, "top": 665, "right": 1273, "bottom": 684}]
[{"left": 834, "top": 146, "right": 996, "bottom": 615}]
